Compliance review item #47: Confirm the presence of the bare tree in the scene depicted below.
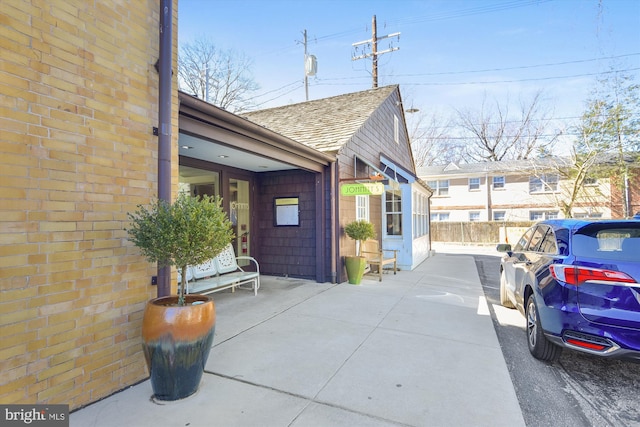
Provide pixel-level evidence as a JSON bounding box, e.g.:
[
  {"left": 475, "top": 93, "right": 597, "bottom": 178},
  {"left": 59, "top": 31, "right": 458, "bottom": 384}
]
[
  {"left": 178, "top": 37, "right": 260, "bottom": 112},
  {"left": 545, "top": 154, "right": 606, "bottom": 219},
  {"left": 455, "top": 91, "right": 559, "bottom": 162},
  {"left": 514, "top": 72, "right": 639, "bottom": 219},
  {"left": 408, "top": 112, "right": 464, "bottom": 166},
  {"left": 581, "top": 70, "right": 640, "bottom": 217},
  {"left": 410, "top": 114, "right": 462, "bottom": 167},
  {"left": 522, "top": 153, "right": 605, "bottom": 219}
]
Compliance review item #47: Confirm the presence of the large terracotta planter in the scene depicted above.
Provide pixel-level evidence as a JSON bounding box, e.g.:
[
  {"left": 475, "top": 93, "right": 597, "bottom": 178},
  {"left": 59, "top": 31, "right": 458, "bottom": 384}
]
[
  {"left": 141, "top": 295, "right": 215, "bottom": 401},
  {"left": 345, "top": 256, "right": 367, "bottom": 285}
]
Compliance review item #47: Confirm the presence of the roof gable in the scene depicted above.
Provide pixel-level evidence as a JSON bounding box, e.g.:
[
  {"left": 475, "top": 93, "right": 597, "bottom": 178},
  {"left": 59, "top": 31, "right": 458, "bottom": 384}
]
[
  {"left": 443, "top": 162, "right": 460, "bottom": 172},
  {"left": 242, "top": 86, "right": 398, "bottom": 153}
]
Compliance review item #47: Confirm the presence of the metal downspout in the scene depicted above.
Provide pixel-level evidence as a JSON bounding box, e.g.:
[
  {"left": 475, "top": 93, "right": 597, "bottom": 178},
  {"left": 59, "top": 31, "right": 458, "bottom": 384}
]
[
  {"left": 157, "top": 0, "right": 172, "bottom": 297},
  {"left": 331, "top": 162, "right": 337, "bottom": 283},
  {"left": 485, "top": 171, "right": 492, "bottom": 220},
  {"left": 427, "top": 191, "right": 433, "bottom": 255}
]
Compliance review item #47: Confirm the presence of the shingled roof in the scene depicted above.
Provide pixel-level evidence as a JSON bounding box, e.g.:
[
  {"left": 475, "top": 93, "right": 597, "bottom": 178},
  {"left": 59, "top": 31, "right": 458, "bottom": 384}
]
[
  {"left": 242, "top": 85, "right": 398, "bottom": 153},
  {"left": 416, "top": 158, "right": 573, "bottom": 177}
]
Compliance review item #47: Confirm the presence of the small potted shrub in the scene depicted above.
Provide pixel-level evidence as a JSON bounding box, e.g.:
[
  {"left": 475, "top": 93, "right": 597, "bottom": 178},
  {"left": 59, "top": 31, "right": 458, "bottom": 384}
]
[
  {"left": 344, "top": 220, "right": 376, "bottom": 284},
  {"left": 127, "top": 192, "right": 234, "bottom": 401}
]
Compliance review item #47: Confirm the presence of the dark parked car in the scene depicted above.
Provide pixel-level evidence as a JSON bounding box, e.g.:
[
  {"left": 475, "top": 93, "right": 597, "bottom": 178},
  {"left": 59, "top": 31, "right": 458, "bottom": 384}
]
[{"left": 497, "top": 219, "right": 640, "bottom": 361}]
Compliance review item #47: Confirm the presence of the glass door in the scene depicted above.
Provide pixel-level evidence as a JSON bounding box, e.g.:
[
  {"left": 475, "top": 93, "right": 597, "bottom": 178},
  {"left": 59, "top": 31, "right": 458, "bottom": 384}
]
[{"left": 229, "top": 178, "right": 250, "bottom": 266}]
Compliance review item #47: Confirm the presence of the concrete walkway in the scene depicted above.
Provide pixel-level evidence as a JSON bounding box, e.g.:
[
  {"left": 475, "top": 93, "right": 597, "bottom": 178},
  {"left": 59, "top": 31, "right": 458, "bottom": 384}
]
[{"left": 70, "top": 251, "right": 523, "bottom": 427}]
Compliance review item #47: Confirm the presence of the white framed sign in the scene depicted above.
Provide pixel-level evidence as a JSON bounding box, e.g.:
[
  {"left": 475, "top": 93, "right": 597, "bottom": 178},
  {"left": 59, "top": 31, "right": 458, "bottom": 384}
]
[{"left": 274, "top": 197, "right": 299, "bottom": 226}]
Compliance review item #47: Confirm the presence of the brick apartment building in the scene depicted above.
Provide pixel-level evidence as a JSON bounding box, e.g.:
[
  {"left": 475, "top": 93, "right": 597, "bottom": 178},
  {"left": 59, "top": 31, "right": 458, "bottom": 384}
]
[{"left": 418, "top": 159, "right": 639, "bottom": 223}]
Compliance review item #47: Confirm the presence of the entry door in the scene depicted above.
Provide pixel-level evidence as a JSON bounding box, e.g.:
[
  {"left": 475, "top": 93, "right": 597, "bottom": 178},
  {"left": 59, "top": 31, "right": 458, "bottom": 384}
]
[{"left": 229, "top": 178, "right": 251, "bottom": 265}]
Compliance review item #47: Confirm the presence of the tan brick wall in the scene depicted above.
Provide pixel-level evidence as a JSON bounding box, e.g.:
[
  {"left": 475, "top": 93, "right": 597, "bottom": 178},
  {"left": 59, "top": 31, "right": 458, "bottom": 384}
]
[{"left": 0, "top": 0, "right": 179, "bottom": 409}]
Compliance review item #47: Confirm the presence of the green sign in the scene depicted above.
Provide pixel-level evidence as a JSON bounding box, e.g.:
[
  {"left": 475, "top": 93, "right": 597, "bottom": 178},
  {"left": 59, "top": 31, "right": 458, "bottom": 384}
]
[{"left": 340, "top": 182, "right": 385, "bottom": 196}]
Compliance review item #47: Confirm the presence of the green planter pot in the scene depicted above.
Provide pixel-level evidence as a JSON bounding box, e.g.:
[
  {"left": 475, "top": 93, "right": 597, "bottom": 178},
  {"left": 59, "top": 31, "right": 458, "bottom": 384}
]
[
  {"left": 141, "top": 295, "right": 215, "bottom": 401},
  {"left": 345, "top": 256, "right": 367, "bottom": 285}
]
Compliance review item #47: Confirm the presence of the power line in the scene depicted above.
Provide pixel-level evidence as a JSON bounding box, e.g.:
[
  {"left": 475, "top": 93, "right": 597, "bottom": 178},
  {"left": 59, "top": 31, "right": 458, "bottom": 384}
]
[
  {"left": 238, "top": 2, "right": 638, "bottom": 107},
  {"left": 311, "top": 66, "right": 640, "bottom": 87},
  {"left": 313, "top": 0, "right": 554, "bottom": 43},
  {"left": 416, "top": 132, "right": 636, "bottom": 140},
  {"left": 251, "top": 81, "right": 304, "bottom": 108},
  {"left": 387, "top": 0, "right": 555, "bottom": 26},
  {"left": 250, "top": 0, "right": 557, "bottom": 59},
  {"left": 251, "top": 80, "right": 302, "bottom": 99},
  {"left": 247, "top": 62, "right": 638, "bottom": 109},
  {"left": 403, "top": 68, "right": 640, "bottom": 86},
  {"left": 393, "top": 53, "right": 640, "bottom": 77},
  {"left": 414, "top": 116, "right": 582, "bottom": 132}
]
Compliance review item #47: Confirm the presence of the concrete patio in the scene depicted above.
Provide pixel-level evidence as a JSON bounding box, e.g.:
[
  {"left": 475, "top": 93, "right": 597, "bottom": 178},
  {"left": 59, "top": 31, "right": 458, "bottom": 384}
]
[{"left": 70, "top": 251, "right": 524, "bottom": 427}]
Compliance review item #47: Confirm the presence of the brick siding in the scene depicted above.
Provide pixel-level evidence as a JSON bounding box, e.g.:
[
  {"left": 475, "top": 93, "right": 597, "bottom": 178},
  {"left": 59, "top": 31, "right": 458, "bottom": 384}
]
[
  {"left": 0, "top": 1, "right": 179, "bottom": 409},
  {"left": 610, "top": 173, "right": 640, "bottom": 218}
]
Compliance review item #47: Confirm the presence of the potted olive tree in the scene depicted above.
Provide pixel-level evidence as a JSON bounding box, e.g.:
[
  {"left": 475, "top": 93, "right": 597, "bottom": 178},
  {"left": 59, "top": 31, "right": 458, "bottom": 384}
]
[
  {"left": 127, "top": 192, "right": 234, "bottom": 401},
  {"left": 344, "top": 220, "right": 376, "bottom": 285}
]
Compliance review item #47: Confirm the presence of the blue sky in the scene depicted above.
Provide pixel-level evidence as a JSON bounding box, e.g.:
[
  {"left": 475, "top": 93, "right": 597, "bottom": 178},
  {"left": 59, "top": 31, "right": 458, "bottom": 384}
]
[{"left": 178, "top": 0, "right": 639, "bottom": 129}]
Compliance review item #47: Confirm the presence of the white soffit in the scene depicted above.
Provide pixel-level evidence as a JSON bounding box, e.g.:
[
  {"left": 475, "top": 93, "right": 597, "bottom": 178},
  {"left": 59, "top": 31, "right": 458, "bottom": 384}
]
[{"left": 178, "top": 133, "right": 297, "bottom": 172}]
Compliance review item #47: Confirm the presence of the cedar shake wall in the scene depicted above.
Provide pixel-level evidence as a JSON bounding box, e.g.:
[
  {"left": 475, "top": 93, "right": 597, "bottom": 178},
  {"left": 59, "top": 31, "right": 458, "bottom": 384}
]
[
  {"left": 257, "top": 170, "right": 317, "bottom": 279},
  {"left": 0, "top": 1, "right": 179, "bottom": 409},
  {"left": 336, "top": 92, "right": 413, "bottom": 281}
]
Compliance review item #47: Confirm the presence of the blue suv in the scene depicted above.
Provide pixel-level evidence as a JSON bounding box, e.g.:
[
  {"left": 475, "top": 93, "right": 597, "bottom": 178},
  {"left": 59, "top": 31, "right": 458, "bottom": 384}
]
[{"left": 497, "top": 219, "right": 640, "bottom": 361}]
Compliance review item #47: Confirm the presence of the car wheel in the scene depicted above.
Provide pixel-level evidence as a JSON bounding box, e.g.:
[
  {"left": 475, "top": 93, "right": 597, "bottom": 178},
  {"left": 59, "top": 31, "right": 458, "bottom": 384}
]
[
  {"left": 526, "top": 294, "right": 561, "bottom": 362},
  {"left": 499, "top": 270, "right": 514, "bottom": 308}
]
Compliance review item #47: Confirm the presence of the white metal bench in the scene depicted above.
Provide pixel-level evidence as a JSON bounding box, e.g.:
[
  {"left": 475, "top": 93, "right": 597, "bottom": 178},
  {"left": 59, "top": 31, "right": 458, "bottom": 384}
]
[{"left": 177, "top": 244, "right": 260, "bottom": 296}]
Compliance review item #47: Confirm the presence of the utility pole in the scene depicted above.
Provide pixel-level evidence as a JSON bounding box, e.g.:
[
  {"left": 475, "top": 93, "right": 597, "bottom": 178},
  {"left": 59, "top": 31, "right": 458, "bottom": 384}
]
[
  {"left": 303, "top": 30, "right": 309, "bottom": 101},
  {"left": 372, "top": 15, "right": 377, "bottom": 88},
  {"left": 352, "top": 15, "right": 400, "bottom": 88},
  {"left": 203, "top": 64, "right": 209, "bottom": 102}
]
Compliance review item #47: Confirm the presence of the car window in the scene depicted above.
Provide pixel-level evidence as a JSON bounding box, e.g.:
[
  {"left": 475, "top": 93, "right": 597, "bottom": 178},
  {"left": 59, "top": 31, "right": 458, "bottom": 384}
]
[
  {"left": 526, "top": 226, "right": 546, "bottom": 252},
  {"left": 538, "top": 227, "right": 558, "bottom": 254},
  {"left": 555, "top": 228, "right": 569, "bottom": 256},
  {"left": 514, "top": 226, "right": 535, "bottom": 252},
  {"left": 573, "top": 224, "right": 640, "bottom": 262}
]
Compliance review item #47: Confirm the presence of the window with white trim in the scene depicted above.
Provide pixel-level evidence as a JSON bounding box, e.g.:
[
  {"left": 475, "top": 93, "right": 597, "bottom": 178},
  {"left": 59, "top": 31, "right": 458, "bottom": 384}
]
[
  {"left": 394, "top": 115, "right": 399, "bottom": 144},
  {"left": 385, "top": 189, "right": 402, "bottom": 235},
  {"left": 529, "top": 174, "right": 558, "bottom": 193},
  {"left": 356, "top": 195, "right": 369, "bottom": 221},
  {"left": 413, "top": 190, "right": 429, "bottom": 238},
  {"left": 469, "top": 211, "right": 480, "bottom": 222},
  {"left": 492, "top": 176, "right": 505, "bottom": 189},
  {"left": 574, "top": 211, "right": 603, "bottom": 218},
  {"left": 530, "top": 210, "right": 559, "bottom": 221},
  {"left": 431, "top": 212, "right": 450, "bottom": 222},
  {"left": 427, "top": 180, "right": 449, "bottom": 196},
  {"left": 493, "top": 211, "right": 506, "bottom": 221},
  {"left": 469, "top": 177, "right": 480, "bottom": 191}
]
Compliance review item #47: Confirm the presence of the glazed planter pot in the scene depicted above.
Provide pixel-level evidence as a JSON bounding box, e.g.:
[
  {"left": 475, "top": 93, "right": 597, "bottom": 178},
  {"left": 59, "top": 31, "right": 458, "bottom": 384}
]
[
  {"left": 141, "top": 295, "right": 215, "bottom": 401},
  {"left": 345, "top": 256, "right": 367, "bottom": 285}
]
